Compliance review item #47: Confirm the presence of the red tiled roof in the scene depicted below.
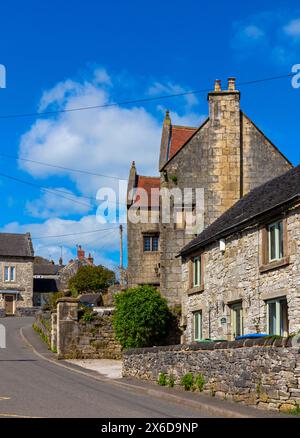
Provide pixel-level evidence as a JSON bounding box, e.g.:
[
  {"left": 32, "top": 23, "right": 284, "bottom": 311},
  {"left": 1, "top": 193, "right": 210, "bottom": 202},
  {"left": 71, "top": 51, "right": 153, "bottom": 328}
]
[
  {"left": 134, "top": 176, "right": 160, "bottom": 208},
  {"left": 168, "top": 125, "right": 197, "bottom": 160}
]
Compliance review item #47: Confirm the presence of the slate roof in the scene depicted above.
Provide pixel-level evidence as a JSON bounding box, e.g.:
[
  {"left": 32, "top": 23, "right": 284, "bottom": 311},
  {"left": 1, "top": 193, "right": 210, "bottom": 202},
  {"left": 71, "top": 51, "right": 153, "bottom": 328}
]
[
  {"left": 33, "top": 264, "right": 62, "bottom": 276},
  {"left": 79, "top": 293, "right": 102, "bottom": 306},
  {"left": 0, "top": 233, "right": 34, "bottom": 257},
  {"left": 180, "top": 164, "right": 300, "bottom": 256}
]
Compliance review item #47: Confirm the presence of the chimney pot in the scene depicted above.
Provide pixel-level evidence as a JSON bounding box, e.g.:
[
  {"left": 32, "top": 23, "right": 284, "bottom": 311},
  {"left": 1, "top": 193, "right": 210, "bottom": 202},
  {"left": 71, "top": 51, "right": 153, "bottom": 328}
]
[
  {"left": 214, "top": 79, "right": 221, "bottom": 92},
  {"left": 228, "top": 77, "right": 236, "bottom": 91},
  {"left": 77, "top": 245, "right": 85, "bottom": 260}
]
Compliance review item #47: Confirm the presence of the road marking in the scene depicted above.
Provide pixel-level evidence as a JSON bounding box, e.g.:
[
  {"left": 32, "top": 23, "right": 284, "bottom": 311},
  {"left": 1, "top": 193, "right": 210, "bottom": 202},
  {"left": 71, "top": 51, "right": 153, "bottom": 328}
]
[
  {"left": 0, "top": 413, "right": 43, "bottom": 418},
  {"left": 0, "top": 397, "right": 11, "bottom": 401}
]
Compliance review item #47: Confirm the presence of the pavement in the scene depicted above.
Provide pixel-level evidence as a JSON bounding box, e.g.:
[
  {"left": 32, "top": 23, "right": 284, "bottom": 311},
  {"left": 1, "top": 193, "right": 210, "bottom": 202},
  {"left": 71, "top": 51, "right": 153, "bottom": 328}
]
[
  {"left": 66, "top": 359, "right": 122, "bottom": 379},
  {"left": 0, "top": 317, "right": 287, "bottom": 418}
]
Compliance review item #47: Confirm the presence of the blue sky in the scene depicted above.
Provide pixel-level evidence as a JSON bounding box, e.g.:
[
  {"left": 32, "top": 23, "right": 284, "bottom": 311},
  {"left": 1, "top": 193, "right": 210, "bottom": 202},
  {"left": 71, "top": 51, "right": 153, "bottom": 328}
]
[{"left": 0, "top": 0, "right": 299, "bottom": 268}]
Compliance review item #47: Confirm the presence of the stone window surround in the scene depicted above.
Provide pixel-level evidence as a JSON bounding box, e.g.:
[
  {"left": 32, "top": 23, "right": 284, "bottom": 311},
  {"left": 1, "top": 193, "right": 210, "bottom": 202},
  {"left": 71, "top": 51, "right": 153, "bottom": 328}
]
[
  {"left": 2, "top": 263, "right": 17, "bottom": 283},
  {"left": 260, "top": 216, "right": 289, "bottom": 274},
  {"left": 187, "top": 252, "right": 204, "bottom": 295},
  {"left": 142, "top": 232, "right": 159, "bottom": 253}
]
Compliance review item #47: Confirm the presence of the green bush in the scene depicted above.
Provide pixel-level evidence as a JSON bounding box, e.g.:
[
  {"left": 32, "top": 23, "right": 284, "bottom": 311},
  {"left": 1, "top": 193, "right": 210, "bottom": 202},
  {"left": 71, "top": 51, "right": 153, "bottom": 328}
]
[
  {"left": 180, "top": 373, "right": 194, "bottom": 391},
  {"left": 195, "top": 373, "right": 206, "bottom": 392},
  {"left": 113, "top": 285, "right": 171, "bottom": 349},
  {"left": 167, "top": 374, "right": 175, "bottom": 388},
  {"left": 81, "top": 307, "right": 94, "bottom": 322},
  {"left": 68, "top": 265, "right": 115, "bottom": 296},
  {"left": 157, "top": 373, "right": 167, "bottom": 386}
]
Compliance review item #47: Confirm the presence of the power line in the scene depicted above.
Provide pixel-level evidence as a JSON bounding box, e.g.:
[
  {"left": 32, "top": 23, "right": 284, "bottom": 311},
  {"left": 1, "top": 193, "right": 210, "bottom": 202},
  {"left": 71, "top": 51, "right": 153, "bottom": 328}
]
[
  {"left": 0, "top": 73, "right": 294, "bottom": 120},
  {"left": 0, "top": 171, "right": 92, "bottom": 208},
  {"left": 0, "top": 153, "right": 127, "bottom": 181},
  {"left": 0, "top": 170, "right": 128, "bottom": 207},
  {"left": 31, "top": 225, "right": 119, "bottom": 239}
]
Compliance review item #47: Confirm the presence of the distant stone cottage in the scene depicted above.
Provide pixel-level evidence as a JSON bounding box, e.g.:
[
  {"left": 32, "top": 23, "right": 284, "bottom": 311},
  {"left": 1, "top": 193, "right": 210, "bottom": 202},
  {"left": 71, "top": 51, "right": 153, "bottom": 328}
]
[
  {"left": 0, "top": 233, "right": 34, "bottom": 316},
  {"left": 127, "top": 78, "right": 292, "bottom": 307}
]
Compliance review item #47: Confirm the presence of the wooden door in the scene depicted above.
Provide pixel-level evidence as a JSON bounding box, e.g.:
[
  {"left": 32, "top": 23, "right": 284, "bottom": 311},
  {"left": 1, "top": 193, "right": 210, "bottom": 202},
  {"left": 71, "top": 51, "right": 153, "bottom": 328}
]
[{"left": 4, "top": 295, "right": 14, "bottom": 315}]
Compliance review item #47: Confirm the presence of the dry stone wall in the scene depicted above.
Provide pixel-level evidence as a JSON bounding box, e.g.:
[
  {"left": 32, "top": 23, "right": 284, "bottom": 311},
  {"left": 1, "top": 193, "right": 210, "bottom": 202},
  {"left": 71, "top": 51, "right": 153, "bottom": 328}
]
[{"left": 123, "top": 339, "right": 300, "bottom": 412}]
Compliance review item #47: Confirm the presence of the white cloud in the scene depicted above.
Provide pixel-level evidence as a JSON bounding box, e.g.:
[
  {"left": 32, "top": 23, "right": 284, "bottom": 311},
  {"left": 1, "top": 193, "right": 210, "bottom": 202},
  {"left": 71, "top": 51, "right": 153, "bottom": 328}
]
[
  {"left": 19, "top": 71, "right": 162, "bottom": 196},
  {"left": 148, "top": 81, "right": 198, "bottom": 109},
  {"left": 232, "top": 11, "right": 300, "bottom": 64},
  {"left": 156, "top": 105, "right": 206, "bottom": 127},
  {"left": 25, "top": 188, "right": 93, "bottom": 218},
  {"left": 283, "top": 18, "right": 300, "bottom": 37},
  {"left": 242, "top": 25, "right": 265, "bottom": 40}
]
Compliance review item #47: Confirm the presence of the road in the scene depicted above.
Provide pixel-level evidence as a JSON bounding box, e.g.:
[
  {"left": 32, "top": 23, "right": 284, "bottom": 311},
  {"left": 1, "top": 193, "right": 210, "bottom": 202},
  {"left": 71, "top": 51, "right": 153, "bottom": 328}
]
[{"left": 0, "top": 317, "right": 214, "bottom": 418}]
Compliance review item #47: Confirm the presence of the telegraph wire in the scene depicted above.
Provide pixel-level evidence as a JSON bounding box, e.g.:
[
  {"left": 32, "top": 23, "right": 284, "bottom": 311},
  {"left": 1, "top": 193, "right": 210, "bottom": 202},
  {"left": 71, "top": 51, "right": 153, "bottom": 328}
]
[{"left": 0, "top": 73, "right": 294, "bottom": 120}]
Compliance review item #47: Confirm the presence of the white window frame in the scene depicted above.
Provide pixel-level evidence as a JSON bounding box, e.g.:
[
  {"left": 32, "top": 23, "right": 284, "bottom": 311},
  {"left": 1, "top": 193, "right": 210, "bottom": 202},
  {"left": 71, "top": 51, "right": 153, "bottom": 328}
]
[
  {"left": 4, "top": 266, "right": 16, "bottom": 282},
  {"left": 266, "top": 298, "right": 288, "bottom": 336},
  {"left": 231, "top": 302, "right": 244, "bottom": 338},
  {"left": 193, "top": 311, "right": 202, "bottom": 342},
  {"left": 143, "top": 235, "right": 159, "bottom": 252},
  {"left": 268, "top": 220, "right": 283, "bottom": 262},
  {"left": 193, "top": 256, "right": 201, "bottom": 287}
]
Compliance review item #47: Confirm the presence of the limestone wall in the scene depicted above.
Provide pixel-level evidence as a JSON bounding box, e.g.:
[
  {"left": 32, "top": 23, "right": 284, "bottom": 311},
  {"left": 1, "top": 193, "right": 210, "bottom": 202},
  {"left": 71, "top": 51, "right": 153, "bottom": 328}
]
[{"left": 123, "top": 340, "right": 300, "bottom": 412}]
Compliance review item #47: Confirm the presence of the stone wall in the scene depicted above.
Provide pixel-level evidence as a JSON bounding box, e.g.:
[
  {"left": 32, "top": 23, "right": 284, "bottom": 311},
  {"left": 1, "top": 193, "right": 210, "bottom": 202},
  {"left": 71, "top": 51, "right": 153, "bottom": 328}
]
[
  {"left": 127, "top": 209, "right": 160, "bottom": 288},
  {"left": 182, "top": 204, "right": 300, "bottom": 342},
  {"left": 66, "top": 310, "right": 122, "bottom": 359},
  {"left": 123, "top": 340, "right": 300, "bottom": 412},
  {"left": 54, "top": 298, "right": 121, "bottom": 359}
]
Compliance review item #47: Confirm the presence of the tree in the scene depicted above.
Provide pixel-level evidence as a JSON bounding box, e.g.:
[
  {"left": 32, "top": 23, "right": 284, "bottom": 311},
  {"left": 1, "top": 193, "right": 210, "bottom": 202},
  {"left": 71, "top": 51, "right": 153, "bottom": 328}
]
[
  {"left": 68, "top": 265, "right": 115, "bottom": 295},
  {"left": 113, "top": 285, "right": 171, "bottom": 349}
]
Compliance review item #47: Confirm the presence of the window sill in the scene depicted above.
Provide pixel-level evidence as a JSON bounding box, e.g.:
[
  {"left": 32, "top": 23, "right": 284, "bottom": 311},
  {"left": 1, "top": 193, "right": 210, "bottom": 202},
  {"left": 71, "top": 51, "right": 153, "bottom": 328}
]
[
  {"left": 259, "top": 256, "right": 290, "bottom": 274},
  {"left": 187, "top": 285, "right": 204, "bottom": 296}
]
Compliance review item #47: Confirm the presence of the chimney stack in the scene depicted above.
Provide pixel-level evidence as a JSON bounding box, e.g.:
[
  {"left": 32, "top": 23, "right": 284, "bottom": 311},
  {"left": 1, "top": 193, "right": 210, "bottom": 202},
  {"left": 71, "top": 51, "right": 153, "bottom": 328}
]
[
  {"left": 214, "top": 79, "right": 221, "bottom": 92},
  {"left": 228, "top": 77, "right": 236, "bottom": 91},
  {"left": 77, "top": 245, "right": 85, "bottom": 260},
  {"left": 87, "top": 253, "right": 94, "bottom": 265}
]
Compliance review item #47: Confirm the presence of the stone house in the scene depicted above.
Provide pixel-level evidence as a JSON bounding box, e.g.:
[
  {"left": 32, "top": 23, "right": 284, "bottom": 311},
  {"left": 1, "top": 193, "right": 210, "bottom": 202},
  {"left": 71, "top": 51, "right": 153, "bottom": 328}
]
[
  {"left": 0, "top": 233, "right": 34, "bottom": 316},
  {"left": 180, "top": 165, "right": 300, "bottom": 343},
  {"left": 127, "top": 77, "right": 292, "bottom": 306},
  {"left": 59, "top": 245, "right": 95, "bottom": 292}
]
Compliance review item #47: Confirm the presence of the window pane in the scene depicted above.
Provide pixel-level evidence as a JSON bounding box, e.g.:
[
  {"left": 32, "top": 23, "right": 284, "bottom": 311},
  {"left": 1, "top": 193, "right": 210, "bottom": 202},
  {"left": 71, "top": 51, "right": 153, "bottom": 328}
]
[
  {"left": 10, "top": 267, "right": 15, "bottom": 281},
  {"left": 143, "top": 237, "right": 151, "bottom": 251},
  {"left": 152, "top": 237, "right": 159, "bottom": 251},
  {"left": 194, "top": 311, "right": 202, "bottom": 341},
  {"left": 193, "top": 258, "right": 200, "bottom": 286},
  {"left": 175, "top": 210, "right": 185, "bottom": 229},
  {"left": 269, "top": 225, "right": 276, "bottom": 260},
  {"left": 4, "top": 266, "right": 9, "bottom": 281},
  {"left": 278, "top": 221, "right": 284, "bottom": 259},
  {"left": 268, "top": 302, "right": 277, "bottom": 334}
]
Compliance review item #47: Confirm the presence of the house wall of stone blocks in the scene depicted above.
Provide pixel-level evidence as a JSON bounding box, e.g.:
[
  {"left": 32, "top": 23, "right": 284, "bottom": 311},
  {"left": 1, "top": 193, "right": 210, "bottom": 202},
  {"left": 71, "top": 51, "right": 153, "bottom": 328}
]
[
  {"left": 0, "top": 257, "right": 33, "bottom": 315},
  {"left": 127, "top": 80, "right": 292, "bottom": 308},
  {"left": 182, "top": 204, "right": 300, "bottom": 343}
]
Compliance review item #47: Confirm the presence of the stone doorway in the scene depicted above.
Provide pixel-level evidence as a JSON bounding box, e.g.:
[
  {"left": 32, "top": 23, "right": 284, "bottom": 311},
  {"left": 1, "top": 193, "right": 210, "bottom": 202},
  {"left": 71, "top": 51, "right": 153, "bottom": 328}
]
[{"left": 4, "top": 295, "right": 15, "bottom": 316}]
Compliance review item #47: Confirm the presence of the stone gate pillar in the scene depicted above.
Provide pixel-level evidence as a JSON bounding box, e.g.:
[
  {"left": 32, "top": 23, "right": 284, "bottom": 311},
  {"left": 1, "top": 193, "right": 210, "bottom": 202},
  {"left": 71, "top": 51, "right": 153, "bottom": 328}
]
[{"left": 56, "top": 297, "right": 79, "bottom": 357}]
